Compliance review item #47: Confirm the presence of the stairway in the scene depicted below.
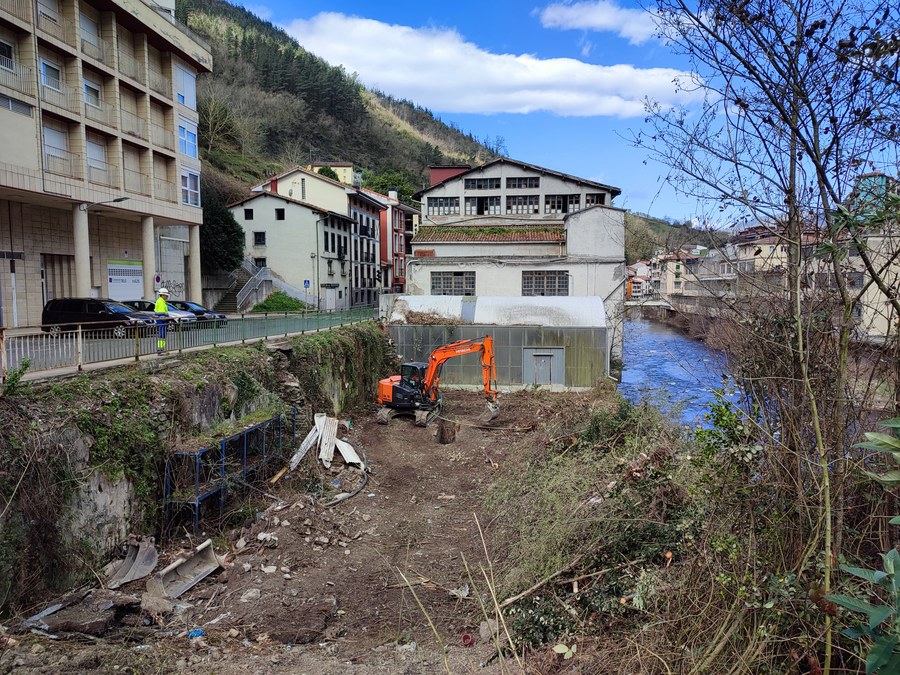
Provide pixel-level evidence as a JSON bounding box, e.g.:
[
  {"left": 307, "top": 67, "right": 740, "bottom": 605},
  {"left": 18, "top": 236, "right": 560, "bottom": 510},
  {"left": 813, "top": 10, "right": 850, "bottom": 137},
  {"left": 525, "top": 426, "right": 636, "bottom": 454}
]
[{"left": 214, "top": 266, "right": 254, "bottom": 313}]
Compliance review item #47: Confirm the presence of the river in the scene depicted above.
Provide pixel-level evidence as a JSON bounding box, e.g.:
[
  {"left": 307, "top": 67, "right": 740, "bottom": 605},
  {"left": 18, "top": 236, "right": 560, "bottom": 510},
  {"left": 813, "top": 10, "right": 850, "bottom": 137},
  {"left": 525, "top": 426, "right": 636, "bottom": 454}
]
[{"left": 618, "top": 318, "right": 730, "bottom": 426}]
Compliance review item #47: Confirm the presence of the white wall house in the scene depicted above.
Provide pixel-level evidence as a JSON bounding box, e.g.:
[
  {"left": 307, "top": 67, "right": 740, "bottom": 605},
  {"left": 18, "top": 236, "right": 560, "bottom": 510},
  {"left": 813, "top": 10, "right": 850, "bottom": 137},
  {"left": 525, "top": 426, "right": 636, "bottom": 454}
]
[{"left": 408, "top": 158, "right": 627, "bottom": 358}]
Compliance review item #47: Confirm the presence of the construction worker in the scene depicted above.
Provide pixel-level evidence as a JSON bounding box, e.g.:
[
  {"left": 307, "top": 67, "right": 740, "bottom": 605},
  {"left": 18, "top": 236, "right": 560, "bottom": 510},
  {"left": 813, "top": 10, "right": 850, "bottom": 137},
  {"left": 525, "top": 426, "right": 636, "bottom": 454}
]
[{"left": 155, "top": 287, "right": 170, "bottom": 355}]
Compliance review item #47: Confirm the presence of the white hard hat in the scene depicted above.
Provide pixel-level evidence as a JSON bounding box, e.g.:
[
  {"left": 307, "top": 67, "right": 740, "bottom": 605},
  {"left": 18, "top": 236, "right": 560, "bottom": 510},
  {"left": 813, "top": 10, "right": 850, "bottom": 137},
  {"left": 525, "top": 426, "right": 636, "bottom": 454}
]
[{"left": 158, "top": 287, "right": 169, "bottom": 295}]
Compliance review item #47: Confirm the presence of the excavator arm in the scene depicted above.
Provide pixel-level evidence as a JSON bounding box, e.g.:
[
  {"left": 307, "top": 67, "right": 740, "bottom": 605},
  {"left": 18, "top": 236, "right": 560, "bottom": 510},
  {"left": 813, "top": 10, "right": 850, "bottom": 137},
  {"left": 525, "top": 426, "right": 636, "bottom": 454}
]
[{"left": 422, "top": 336, "right": 499, "bottom": 407}]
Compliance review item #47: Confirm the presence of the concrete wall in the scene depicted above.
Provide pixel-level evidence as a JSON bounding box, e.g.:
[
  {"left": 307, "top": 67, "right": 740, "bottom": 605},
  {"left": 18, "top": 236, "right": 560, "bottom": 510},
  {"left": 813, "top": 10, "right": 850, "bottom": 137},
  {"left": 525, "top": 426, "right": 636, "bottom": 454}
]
[{"left": 388, "top": 324, "right": 609, "bottom": 389}]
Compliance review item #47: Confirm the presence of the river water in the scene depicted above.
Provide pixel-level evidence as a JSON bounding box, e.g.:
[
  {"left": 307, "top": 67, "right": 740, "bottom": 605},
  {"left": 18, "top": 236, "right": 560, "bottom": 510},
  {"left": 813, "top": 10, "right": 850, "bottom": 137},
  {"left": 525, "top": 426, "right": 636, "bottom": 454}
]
[{"left": 618, "top": 318, "right": 730, "bottom": 426}]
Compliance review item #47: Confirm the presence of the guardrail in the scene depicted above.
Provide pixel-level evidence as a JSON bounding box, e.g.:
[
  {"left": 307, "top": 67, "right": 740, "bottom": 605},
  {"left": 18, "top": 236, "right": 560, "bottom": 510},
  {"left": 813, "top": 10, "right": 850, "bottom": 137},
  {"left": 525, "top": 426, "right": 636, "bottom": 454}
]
[{"left": 0, "top": 306, "right": 378, "bottom": 381}]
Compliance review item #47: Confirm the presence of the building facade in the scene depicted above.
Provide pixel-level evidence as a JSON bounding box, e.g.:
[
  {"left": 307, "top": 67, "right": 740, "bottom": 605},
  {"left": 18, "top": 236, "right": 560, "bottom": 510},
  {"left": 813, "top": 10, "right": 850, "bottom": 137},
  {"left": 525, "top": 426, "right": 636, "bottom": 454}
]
[
  {"left": 361, "top": 188, "right": 418, "bottom": 294},
  {"left": 0, "top": 0, "right": 211, "bottom": 327}
]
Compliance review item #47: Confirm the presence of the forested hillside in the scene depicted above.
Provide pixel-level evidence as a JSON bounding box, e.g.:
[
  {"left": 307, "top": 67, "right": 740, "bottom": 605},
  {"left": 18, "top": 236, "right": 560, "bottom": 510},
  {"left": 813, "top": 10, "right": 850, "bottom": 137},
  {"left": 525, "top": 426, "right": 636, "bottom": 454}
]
[{"left": 175, "top": 0, "right": 496, "bottom": 202}]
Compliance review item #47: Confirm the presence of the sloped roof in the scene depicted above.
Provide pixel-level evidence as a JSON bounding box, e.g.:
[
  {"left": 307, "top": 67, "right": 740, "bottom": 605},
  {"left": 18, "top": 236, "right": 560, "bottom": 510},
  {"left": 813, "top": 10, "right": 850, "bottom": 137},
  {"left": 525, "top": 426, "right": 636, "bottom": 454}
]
[
  {"left": 413, "top": 158, "right": 621, "bottom": 200},
  {"left": 413, "top": 225, "right": 565, "bottom": 243}
]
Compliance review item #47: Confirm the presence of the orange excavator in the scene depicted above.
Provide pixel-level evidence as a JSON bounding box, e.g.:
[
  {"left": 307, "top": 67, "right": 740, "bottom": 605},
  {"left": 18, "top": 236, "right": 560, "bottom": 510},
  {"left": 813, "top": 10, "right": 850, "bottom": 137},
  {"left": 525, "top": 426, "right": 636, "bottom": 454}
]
[{"left": 376, "top": 335, "right": 500, "bottom": 426}]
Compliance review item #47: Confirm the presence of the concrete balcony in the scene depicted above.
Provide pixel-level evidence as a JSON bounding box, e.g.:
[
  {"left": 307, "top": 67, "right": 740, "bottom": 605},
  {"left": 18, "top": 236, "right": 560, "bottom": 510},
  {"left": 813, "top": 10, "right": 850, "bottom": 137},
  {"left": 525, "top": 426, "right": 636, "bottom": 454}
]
[
  {"left": 1, "top": 0, "right": 31, "bottom": 22},
  {"left": 44, "top": 146, "right": 83, "bottom": 179},
  {"left": 149, "top": 69, "right": 171, "bottom": 98},
  {"left": 117, "top": 51, "right": 145, "bottom": 84},
  {"left": 150, "top": 123, "right": 175, "bottom": 150},
  {"left": 81, "top": 34, "right": 113, "bottom": 67},
  {"left": 154, "top": 177, "right": 177, "bottom": 203},
  {"left": 84, "top": 98, "right": 117, "bottom": 128},
  {"left": 87, "top": 160, "right": 118, "bottom": 188},
  {"left": 0, "top": 59, "right": 35, "bottom": 97},
  {"left": 40, "top": 78, "right": 80, "bottom": 114},
  {"left": 120, "top": 109, "right": 148, "bottom": 141},
  {"left": 123, "top": 167, "right": 150, "bottom": 195},
  {"left": 36, "top": 3, "right": 76, "bottom": 47}
]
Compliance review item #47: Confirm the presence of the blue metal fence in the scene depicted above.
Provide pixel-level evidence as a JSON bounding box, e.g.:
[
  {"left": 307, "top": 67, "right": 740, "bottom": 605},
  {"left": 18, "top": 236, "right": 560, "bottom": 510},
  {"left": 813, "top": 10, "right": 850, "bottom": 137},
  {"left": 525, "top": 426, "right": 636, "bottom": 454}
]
[{"left": 0, "top": 305, "right": 378, "bottom": 381}]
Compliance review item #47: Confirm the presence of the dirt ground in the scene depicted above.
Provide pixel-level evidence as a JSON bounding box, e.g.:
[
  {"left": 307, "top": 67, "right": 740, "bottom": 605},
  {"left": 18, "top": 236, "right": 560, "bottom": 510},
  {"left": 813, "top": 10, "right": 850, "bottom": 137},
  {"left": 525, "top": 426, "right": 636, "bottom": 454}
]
[{"left": 1, "top": 390, "right": 581, "bottom": 674}]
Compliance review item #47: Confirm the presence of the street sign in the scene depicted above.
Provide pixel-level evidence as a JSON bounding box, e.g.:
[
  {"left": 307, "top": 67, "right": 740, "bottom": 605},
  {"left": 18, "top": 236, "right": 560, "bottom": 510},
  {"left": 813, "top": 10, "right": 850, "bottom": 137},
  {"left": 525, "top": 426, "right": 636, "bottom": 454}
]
[{"left": 304, "top": 279, "right": 310, "bottom": 288}]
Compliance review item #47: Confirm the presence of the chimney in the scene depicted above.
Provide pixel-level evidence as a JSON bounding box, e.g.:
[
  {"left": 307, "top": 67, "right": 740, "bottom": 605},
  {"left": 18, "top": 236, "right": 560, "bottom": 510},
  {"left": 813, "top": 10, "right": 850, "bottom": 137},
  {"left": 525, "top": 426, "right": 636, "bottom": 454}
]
[{"left": 388, "top": 189, "right": 399, "bottom": 202}]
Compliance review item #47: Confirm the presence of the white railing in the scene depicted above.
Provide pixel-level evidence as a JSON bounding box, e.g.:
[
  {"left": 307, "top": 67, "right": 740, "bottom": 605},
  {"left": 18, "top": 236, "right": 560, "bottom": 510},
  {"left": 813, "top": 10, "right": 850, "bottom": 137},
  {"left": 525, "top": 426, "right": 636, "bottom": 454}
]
[
  {"left": 150, "top": 123, "right": 175, "bottom": 150},
  {"left": 41, "top": 78, "right": 80, "bottom": 113},
  {"left": 43, "top": 146, "right": 83, "bottom": 179},
  {"left": 0, "top": 59, "right": 34, "bottom": 96},
  {"left": 124, "top": 167, "right": 150, "bottom": 195},
  {"left": 117, "top": 50, "right": 145, "bottom": 83},
  {"left": 1, "top": 0, "right": 31, "bottom": 22},
  {"left": 236, "top": 265, "right": 272, "bottom": 311},
  {"left": 87, "top": 160, "right": 117, "bottom": 187},
  {"left": 120, "top": 109, "right": 148, "bottom": 140},
  {"left": 81, "top": 34, "right": 113, "bottom": 66},
  {"left": 37, "top": 4, "right": 75, "bottom": 46},
  {"left": 84, "top": 99, "right": 117, "bottom": 127}
]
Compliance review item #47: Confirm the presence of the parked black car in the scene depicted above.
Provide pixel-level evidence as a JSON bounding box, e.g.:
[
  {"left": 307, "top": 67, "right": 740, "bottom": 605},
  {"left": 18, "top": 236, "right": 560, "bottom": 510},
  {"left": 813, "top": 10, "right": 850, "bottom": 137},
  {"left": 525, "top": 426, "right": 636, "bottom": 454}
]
[
  {"left": 41, "top": 298, "right": 158, "bottom": 338},
  {"left": 167, "top": 300, "right": 228, "bottom": 327}
]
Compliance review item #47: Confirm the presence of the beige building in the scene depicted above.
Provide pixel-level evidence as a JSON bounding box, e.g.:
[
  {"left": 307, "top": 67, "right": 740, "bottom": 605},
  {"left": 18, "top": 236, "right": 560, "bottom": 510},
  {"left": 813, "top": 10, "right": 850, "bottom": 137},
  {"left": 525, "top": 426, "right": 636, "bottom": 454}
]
[{"left": 0, "top": 0, "right": 211, "bottom": 327}]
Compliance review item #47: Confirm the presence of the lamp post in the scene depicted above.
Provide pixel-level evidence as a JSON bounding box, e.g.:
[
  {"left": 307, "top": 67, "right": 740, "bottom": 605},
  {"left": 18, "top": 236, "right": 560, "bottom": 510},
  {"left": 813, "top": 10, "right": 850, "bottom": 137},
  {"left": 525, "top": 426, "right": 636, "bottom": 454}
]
[{"left": 78, "top": 196, "right": 129, "bottom": 211}]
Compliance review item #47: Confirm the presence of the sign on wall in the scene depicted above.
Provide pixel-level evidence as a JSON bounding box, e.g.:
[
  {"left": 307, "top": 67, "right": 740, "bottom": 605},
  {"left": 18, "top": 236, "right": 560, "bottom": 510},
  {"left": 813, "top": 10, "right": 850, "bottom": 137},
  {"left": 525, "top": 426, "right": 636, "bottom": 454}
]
[{"left": 107, "top": 260, "right": 143, "bottom": 301}]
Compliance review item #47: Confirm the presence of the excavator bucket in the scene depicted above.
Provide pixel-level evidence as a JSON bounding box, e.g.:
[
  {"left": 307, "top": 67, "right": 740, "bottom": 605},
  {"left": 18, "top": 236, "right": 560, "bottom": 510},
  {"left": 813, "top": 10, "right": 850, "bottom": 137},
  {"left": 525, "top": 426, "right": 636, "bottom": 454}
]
[
  {"left": 479, "top": 400, "right": 500, "bottom": 424},
  {"left": 145, "top": 539, "right": 222, "bottom": 599},
  {"left": 106, "top": 535, "right": 158, "bottom": 590}
]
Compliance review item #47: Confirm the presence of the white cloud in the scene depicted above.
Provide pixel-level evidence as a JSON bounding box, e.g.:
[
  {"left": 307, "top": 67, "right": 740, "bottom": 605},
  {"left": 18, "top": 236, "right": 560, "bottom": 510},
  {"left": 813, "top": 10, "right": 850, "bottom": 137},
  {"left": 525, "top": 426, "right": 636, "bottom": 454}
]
[
  {"left": 243, "top": 4, "right": 272, "bottom": 21},
  {"left": 282, "top": 13, "right": 696, "bottom": 118},
  {"left": 539, "top": 1, "right": 658, "bottom": 45}
]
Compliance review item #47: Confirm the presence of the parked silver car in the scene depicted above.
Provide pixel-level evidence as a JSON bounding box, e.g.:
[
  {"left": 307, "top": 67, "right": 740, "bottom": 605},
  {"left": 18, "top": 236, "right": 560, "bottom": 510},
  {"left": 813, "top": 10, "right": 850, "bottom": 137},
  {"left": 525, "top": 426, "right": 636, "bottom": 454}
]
[{"left": 122, "top": 299, "right": 198, "bottom": 329}]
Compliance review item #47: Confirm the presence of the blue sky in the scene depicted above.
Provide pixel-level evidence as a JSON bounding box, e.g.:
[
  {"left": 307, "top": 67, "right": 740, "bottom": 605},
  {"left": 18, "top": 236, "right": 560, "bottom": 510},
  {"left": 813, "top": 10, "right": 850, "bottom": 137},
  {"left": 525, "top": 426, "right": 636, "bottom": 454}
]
[{"left": 234, "top": 0, "right": 702, "bottom": 221}]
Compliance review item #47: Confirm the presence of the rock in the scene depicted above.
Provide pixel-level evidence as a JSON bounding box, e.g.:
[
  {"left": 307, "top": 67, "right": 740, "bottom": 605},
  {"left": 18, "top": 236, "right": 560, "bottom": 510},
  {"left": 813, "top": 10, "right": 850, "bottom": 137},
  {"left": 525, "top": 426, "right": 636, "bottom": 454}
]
[
  {"left": 31, "top": 643, "right": 46, "bottom": 654},
  {"left": 240, "top": 588, "right": 261, "bottom": 603},
  {"left": 228, "top": 628, "right": 240, "bottom": 638},
  {"left": 261, "top": 565, "right": 277, "bottom": 574},
  {"left": 281, "top": 520, "right": 291, "bottom": 527},
  {"left": 242, "top": 563, "right": 252, "bottom": 573},
  {"left": 480, "top": 619, "right": 499, "bottom": 641},
  {"left": 362, "top": 514, "right": 371, "bottom": 522},
  {"left": 141, "top": 593, "right": 175, "bottom": 617}
]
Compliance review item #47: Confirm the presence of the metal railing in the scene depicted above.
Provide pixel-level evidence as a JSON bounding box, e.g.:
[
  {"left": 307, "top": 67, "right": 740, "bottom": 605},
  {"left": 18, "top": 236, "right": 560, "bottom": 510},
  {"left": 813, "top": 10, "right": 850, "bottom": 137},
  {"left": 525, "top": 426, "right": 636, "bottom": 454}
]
[
  {"left": 124, "top": 167, "right": 150, "bottom": 195},
  {"left": 236, "top": 266, "right": 273, "bottom": 312},
  {"left": 37, "top": 4, "right": 75, "bottom": 46},
  {"left": 150, "top": 122, "right": 175, "bottom": 150},
  {"left": 84, "top": 98, "right": 117, "bottom": 127},
  {"left": 154, "top": 177, "right": 177, "bottom": 202},
  {"left": 41, "top": 78, "right": 80, "bottom": 113},
  {"left": 120, "top": 109, "right": 148, "bottom": 140},
  {"left": 81, "top": 34, "right": 112, "bottom": 65},
  {"left": 87, "top": 160, "right": 117, "bottom": 188},
  {"left": 117, "top": 50, "right": 145, "bottom": 84},
  {"left": 0, "top": 58, "right": 34, "bottom": 96},
  {"left": 1, "top": 0, "right": 31, "bottom": 22},
  {"left": 149, "top": 69, "right": 171, "bottom": 98},
  {"left": 0, "top": 307, "right": 379, "bottom": 381},
  {"left": 43, "top": 146, "right": 82, "bottom": 179}
]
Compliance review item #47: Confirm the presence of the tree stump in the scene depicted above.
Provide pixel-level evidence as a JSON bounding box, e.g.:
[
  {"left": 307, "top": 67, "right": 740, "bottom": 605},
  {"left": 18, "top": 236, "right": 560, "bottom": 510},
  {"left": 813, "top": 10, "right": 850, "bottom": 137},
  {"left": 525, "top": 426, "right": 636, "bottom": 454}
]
[{"left": 436, "top": 418, "right": 459, "bottom": 444}]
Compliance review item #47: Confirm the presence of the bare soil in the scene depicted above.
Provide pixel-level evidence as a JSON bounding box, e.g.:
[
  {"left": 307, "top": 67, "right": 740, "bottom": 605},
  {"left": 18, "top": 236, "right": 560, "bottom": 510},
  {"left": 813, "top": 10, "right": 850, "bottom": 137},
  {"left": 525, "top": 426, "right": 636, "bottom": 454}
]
[{"left": 1, "top": 391, "right": 581, "bottom": 674}]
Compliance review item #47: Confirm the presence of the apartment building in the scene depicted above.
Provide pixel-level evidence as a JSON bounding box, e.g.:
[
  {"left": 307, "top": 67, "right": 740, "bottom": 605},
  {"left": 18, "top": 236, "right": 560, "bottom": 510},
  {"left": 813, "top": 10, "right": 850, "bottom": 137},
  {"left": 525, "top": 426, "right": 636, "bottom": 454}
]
[
  {"left": 360, "top": 187, "right": 418, "bottom": 294},
  {"left": 246, "top": 165, "right": 384, "bottom": 308},
  {"left": 0, "top": 0, "right": 211, "bottom": 327}
]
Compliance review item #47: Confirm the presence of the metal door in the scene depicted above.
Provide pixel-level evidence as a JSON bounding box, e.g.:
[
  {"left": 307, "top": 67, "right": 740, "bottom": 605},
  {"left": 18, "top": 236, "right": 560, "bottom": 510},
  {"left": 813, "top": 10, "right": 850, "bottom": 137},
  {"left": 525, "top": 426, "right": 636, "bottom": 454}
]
[{"left": 523, "top": 347, "right": 565, "bottom": 385}]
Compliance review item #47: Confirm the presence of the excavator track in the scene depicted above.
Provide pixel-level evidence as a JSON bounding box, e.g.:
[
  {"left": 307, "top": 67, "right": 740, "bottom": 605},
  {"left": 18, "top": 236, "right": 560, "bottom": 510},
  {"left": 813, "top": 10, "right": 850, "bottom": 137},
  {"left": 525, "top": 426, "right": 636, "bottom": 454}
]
[
  {"left": 376, "top": 407, "right": 393, "bottom": 425},
  {"left": 415, "top": 404, "right": 442, "bottom": 427}
]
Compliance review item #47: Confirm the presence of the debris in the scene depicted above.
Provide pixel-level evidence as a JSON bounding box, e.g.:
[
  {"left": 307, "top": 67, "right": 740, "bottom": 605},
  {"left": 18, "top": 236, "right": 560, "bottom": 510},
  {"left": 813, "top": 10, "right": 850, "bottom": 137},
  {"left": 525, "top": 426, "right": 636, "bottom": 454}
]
[
  {"left": 261, "top": 565, "right": 277, "bottom": 574},
  {"left": 317, "top": 414, "right": 339, "bottom": 468},
  {"left": 289, "top": 423, "right": 321, "bottom": 470},
  {"left": 140, "top": 593, "right": 175, "bottom": 619},
  {"left": 269, "top": 467, "right": 289, "bottom": 485},
  {"left": 256, "top": 532, "right": 279, "bottom": 548},
  {"left": 240, "top": 588, "right": 261, "bottom": 603},
  {"left": 396, "top": 641, "right": 417, "bottom": 653},
  {"left": 461, "top": 633, "right": 475, "bottom": 647},
  {"left": 480, "top": 619, "right": 498, "bottom": 642},
  {"left": 187, "top": 628, "right": 205, "bottom": 639},
  {"left": 146, "top": 539, "right": 223, "bottom": 600},
  {"left": 106, "top": 534, "right": 159, "bottom": 590},
  {"left": 449, "top": 584, "right": 470, "bottom": 599}
]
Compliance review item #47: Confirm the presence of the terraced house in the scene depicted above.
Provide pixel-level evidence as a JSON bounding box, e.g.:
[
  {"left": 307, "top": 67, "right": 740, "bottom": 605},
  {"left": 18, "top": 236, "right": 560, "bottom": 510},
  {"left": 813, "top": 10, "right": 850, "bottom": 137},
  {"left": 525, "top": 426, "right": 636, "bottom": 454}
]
[{"left": 0, "top": 0, "right": 211, "bottom": 327}]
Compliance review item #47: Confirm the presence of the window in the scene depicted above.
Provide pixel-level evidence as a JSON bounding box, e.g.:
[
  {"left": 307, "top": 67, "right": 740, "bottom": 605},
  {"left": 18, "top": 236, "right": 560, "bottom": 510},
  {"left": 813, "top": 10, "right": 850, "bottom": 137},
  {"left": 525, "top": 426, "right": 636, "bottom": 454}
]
[
  {"left": 83, "top": 78, "right": 101, "bottom": 107},
  {"left": 254, "top": 257, "right": 267, "bottom": 268},
  {"left": 174, "top": 65, "right": 197, "bottom": 109},
  {"left": 847, "top": 271, "right": 864, "bottom": 287},
  {"left": 275, "top": 208, "right": 285, "bottom": 221},
  {"left": 0, "top": 41, "right": 13, "bottom": 71},
  {"left": 426, "top": 197, "right": 460, "bottom": 215},
  {"left": 331, "top": 232, "right": 336, "bottom": 252},
  {"left": 506, "top": 195, "right": 540, "bottom": 214},
  {"left": 465, "top": 196, "right": 501, "bottom": 215},
  {"left": 178, "top": 119, "right": 198, "bottom": 158},
  {"left": 41, "top": 60, "right": 61, "bottom": 90},
  {"left": 544, "top": 194, "right": 580, "bottom": 214},
  {"left": 464, "top": 178, "right": 500, "bottom": 190},
  {"left": 181, "top": 170, "right": 200, "bottom": 206},
  {"left": 431, "top": 271, "right": 475, "bottom": 296},
  {"left": 584, "top": 193, "right": 605, "bottom": 207},
  {"left": 327, "top": 260, "right": 334, "bottom": 275},
  {"left": 85, "top": 136, "right": 106, "bottom": 167},
  {"left": 244, "top": 208, "right": 253, "bottom": 220},
  {"left": 324, "top": 230, "right": 329, "bottom": 253},
  {"left": 253, "top": 231, "right": 266, "bottom": 246},
  {"left": 42, "top": 124, "right": 67, "bottom": 154},
  {"left": 522, "top": 271, "right": 569, "bottom": 296},
  {"left": 38, "top": 0, "right": 59, "bottom": 22},
  {"left": 0, "top": 94, "right": 31, "bottom": 116},
  {"left": 79, "top": 14, "right": 100, "bottom": 46},
  {"left": 507, "top": 177, "right": 539, "bottom": 189}
]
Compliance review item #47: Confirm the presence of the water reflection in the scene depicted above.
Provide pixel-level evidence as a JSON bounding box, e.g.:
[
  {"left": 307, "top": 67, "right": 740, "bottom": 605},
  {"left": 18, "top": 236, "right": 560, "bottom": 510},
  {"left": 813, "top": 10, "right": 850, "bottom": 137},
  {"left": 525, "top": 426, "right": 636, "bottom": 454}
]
[{"left": 619, "top": 318, "right": 730, "bottom": 426}]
